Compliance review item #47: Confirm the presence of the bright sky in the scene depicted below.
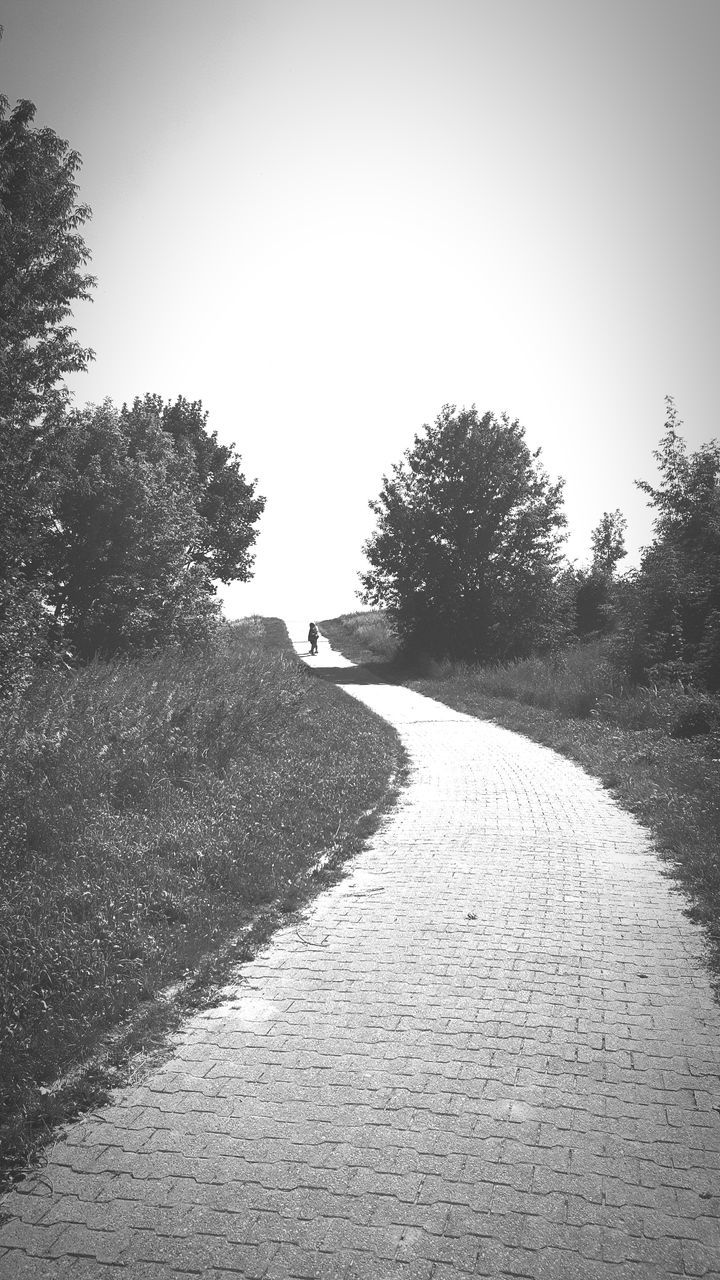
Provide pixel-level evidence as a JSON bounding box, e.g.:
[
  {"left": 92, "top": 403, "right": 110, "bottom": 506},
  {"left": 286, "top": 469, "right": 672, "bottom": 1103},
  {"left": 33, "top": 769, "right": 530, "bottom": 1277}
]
[{"left": 2, "top": 0, "right": 718, "bottom": 620}]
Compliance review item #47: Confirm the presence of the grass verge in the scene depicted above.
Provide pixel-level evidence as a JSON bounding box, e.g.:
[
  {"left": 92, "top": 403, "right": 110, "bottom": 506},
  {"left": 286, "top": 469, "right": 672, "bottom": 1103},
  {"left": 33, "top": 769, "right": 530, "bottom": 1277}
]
[
  {"left": 321, "top": 611, "right": 720, "bottom": 989},
  {"left": 0, "top": 616, "right": 406, "bottom": 1190}
]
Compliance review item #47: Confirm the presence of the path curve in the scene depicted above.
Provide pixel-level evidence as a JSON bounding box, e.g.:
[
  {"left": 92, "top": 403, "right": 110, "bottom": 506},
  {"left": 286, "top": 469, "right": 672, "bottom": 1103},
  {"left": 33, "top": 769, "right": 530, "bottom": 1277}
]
[{"left": 1, "top": 624, "right": 719, "bottom": 1279}]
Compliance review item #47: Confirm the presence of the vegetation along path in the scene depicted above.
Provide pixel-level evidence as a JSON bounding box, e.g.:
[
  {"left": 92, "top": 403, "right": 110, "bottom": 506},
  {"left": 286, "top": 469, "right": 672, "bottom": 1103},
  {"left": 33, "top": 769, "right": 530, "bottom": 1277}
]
[{"left": 2, "top": 625, "right": 720, "bottom": 1279}]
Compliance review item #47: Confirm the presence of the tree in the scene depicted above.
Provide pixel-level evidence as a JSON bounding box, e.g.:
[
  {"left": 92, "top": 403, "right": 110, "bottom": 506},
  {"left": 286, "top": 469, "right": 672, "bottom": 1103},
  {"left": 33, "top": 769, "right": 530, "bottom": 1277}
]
[
  {"left": 590, "top": 509, "right": 627, "bottom": 577},
  {"left": 50, "top": 401, "right": 221, "bottom": 659},
  {"left": 121, "top": 395, "right": 265, "bottom": 583},
  {"left": 0, "top": 93, "right": 95, "bottom": 691},
  {"left": 361, "top": 405, "right": 567, "bottom": 662},
  {"left": 0, "top": 96, "right": 94, "bottom": 422},
  {"left": 574, "top": 509, "right": 627, "bottom": 636},
  {"left": 617, "top": 398, "right": 720, "bottom": 688}
]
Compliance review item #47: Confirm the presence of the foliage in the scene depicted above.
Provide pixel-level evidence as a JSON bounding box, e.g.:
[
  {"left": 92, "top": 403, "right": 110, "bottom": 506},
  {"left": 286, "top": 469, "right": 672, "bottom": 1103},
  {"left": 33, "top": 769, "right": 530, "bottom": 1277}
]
[
  {"left": 617, "top": 399, "right": 720, "bottom": 688},
  {"left": 0, "top": 618, "right": 404, "bottom": 1164},
  {"left": 0, "top": 96, "right": 94, "bottom": 423},
  {"left": 361, "top": 405, "right": 567, "bottom": 662},
  {"left": 572, "top": 509, "right": 627, "bottom": 637},
  {"left": 0, "top": 91, "right": 265, "bottom": 681},
  {"left": 49, "top": 400, "right": 221, "bottom": 658},
  {"left": 122, "top": 394, "right": 265, "bottom": 583},
  {"left": 0, "top": 95, "right": 95, "bottom": 689},
  {"left": 590, "top": 508, "right": 628, "bottom": 576},
  {"left": 0, "top": 581, "right": 53, "bottom": 702}
]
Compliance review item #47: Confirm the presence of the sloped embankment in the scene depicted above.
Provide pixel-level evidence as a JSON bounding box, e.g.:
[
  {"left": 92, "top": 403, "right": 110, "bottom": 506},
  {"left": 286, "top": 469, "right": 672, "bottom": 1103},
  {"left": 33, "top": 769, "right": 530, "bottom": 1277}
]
[{"left": 0, "top": 616, "right": 405, "bottom": 1187}]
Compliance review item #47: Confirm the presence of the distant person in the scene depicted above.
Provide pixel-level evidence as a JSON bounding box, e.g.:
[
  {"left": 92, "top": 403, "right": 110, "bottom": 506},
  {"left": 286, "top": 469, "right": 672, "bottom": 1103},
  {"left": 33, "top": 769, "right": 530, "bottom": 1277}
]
[{"left": 308, "top": 622, "right": 319, "bottom": 655}]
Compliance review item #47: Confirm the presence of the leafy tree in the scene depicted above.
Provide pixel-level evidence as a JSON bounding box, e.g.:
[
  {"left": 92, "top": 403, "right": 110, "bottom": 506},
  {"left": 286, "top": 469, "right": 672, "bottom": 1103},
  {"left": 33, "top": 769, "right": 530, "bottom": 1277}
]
[
  {"left": 618, "top": 398, "right": 720, "bottom": 688},
  {"left": 0, "top": 96, "right": 94, "bottom": 421},
  {"left": 574, "top": 509, "right": 627, "bottom": 636},
  {"left": 590, "top": 509, "right": 627, "bottom": 577},
  {"left": 0, "top": 93, "right": 95, "bottom": 690},
  {"left": 361, "top": 405, "right": 567, "bottom": 661},
  {"left": 121, "top": 395, "right": 265, "bottom": 583},
  {"left": 636, "top": 399, "right": 720, "bottom": 557},
  {"left": 50, "top": 401, "right": 221, "bottom": 659}
]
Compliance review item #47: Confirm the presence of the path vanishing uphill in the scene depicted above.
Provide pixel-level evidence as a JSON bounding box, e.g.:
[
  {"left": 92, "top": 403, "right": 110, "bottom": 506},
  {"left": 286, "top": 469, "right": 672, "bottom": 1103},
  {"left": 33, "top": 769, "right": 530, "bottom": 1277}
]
[{"left": 2, "top": 626, "right": 720, "bottom": 1279}]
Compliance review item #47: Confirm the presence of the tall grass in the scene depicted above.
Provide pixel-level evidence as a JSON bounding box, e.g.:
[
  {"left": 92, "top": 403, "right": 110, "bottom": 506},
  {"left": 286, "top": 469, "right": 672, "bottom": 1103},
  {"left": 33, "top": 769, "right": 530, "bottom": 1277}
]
[
  {"left": 436, "top": 641, "right": 720, "bottom": 737},
  {"left": 0, "top": 617, "right": 403, "bottom": 1152},
  {"left": 320, "top": 610, "right": 399, "bottom": 664},
  {"left": 322, "top": 613, "right": 720, "bottom": 738}
]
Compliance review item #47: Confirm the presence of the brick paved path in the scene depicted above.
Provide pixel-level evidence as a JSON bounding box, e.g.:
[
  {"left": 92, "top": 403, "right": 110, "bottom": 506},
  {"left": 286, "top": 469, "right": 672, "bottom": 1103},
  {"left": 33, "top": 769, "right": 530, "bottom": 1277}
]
[{"left": 2, "top": 624, "right": 720, "bottom": 1279}]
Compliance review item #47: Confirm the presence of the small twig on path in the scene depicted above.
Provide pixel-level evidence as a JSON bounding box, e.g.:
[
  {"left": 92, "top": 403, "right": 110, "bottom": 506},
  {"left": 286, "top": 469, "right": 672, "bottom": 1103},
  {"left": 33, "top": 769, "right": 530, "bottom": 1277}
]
[{"left": 295, "top": 929, "right": 329, "bottom": 948}]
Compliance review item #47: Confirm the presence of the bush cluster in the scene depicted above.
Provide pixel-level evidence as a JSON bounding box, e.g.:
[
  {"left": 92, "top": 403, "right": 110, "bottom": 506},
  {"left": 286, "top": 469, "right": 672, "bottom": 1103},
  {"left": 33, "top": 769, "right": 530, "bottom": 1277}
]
[{"left": 441, "top": 641, "right": 720, "bottom": 739}]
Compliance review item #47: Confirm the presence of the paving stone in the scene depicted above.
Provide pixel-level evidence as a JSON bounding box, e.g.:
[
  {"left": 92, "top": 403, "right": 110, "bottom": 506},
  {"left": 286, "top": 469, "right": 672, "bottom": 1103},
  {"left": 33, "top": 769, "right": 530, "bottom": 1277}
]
[
  {"left": 0, "top": 1254, "right": 76, "bottom": 1279},
  {"left": 2, "top": 621, "right": 720, "bottom": 1279}
]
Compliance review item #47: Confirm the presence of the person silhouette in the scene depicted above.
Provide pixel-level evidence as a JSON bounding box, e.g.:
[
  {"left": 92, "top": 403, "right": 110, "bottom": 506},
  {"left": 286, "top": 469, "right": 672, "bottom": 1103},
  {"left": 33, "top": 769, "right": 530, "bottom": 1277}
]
[{"left": 308, "top": 622, "right": 319, "bottom": 656}]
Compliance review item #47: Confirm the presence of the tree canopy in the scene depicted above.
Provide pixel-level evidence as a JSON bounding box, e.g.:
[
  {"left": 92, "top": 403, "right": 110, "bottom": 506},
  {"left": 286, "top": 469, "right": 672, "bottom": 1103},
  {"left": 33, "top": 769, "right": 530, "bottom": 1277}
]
[
  {"left": 0, "top": 95, "right": 95, "bottom": 694},
  {"left": 45, "top": 395, "right": 266, "bottom": 660},
  {"left": 121, "top": 395, "right": 265, "bottom": 584},
  {"left": 572, "top": 509, "right": 628, "bottom": 637},
  {"left": 361, "top": 405, "right": 567, "bottom": 661},
  {"left": 621, "top": 398, "right": 720, "bottom": 689},
  {"left": 0, "top": 96, "right": 94, "bottom": 423},
  {"left": 50, "top": 401, "right": 222, "bottom": 659},
  {"left": 590, "top": 509, "right": 627, "bottom": 578}
]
